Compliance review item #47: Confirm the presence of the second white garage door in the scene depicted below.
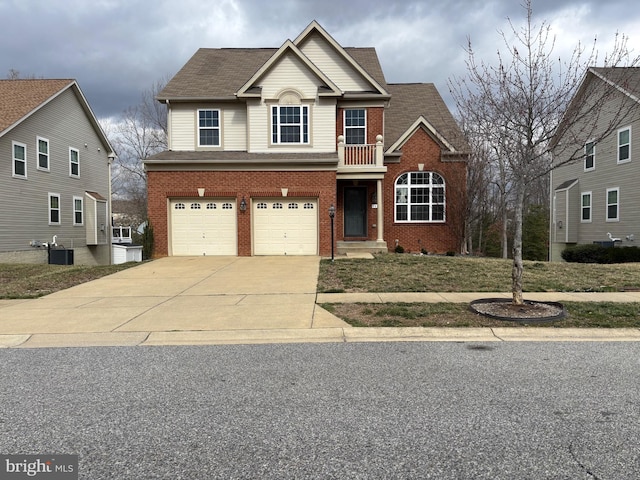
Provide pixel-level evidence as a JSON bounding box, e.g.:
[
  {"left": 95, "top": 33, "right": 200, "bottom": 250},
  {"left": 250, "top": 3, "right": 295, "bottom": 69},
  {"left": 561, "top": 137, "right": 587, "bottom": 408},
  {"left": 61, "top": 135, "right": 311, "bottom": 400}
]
[
  {"left": 171, "top": 199, "right": 237, "bottom": 256},
  {"left": 253, "top": 198, "right": 318, "bottom": 255}
]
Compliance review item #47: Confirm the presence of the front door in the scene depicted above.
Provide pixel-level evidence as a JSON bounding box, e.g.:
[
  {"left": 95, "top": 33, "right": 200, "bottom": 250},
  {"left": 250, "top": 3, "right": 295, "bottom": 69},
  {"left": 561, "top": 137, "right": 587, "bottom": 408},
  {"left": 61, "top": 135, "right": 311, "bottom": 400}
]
[{"left": 344, "top": 187, "right": 367, "bottom": 237}]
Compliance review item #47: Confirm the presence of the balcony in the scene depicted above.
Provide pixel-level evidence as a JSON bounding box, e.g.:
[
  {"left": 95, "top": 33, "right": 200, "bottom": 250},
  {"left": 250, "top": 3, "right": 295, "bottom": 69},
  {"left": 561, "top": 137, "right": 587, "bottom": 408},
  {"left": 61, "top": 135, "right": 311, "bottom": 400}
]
[{"left": 337, "top": 135, "right": 387, "bottom": 177}]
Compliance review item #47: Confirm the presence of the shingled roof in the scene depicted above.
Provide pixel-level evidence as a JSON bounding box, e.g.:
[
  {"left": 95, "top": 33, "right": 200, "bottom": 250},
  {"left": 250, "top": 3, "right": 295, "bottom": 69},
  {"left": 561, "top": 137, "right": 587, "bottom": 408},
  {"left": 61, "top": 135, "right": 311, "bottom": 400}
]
[
  {"left": 385, "top": 83, "right": 469, "bottom": 154},
  {"left": 0, "top": 79, "right": 75, "bottom": 134},
  {"left": 158, "top": 47, "right": 388, "bottom": 100}
]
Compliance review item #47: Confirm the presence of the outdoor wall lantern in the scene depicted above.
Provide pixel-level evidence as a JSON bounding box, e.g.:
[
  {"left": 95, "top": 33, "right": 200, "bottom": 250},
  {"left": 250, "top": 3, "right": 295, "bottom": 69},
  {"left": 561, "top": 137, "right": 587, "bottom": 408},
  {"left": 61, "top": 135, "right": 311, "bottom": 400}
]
[
  {"left": 240, "top": 196, "right": 247, "bottom": 212},
  {"left": 558, "top": 220, "right": 563, "bottom": 229},
  {"left": 329, "top": 204, "right": 336, "bottom": 261}
]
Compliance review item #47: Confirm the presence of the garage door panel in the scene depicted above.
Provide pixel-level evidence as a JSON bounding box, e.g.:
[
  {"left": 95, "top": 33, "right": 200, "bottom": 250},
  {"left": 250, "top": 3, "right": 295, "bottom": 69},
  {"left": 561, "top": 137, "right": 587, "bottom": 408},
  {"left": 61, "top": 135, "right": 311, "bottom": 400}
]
[
  {"left": 171, "top": 199, "right": 237, "bottom": 256},
  {"left": 253, "top": 199, "right": 318, "bottom": 255}
]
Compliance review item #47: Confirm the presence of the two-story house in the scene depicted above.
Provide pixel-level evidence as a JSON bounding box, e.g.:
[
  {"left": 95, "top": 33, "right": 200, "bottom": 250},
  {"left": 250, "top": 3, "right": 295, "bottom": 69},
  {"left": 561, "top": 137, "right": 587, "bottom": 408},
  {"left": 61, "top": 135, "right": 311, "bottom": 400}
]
[
  {"left": 145, "top": 21, "right": 469, "bottom": 257},
  {"left": 0, "top": 79, "right": 115, "bottom": 265},
  {"left": 550, "top": 68, "right": 640, "bottom": 261}
]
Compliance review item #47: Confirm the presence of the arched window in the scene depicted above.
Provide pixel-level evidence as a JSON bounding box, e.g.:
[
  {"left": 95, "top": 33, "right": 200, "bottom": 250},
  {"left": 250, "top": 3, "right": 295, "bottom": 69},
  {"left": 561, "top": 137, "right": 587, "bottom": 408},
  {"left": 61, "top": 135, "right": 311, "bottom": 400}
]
[{"left": 395, "top": 172, "right": 445, "bottom": 222}]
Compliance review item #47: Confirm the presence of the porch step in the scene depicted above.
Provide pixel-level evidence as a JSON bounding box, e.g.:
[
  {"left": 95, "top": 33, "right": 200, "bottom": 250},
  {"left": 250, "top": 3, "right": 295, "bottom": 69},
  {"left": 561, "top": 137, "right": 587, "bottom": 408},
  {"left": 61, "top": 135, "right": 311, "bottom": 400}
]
[{"left": 337, "top": 241, "right": 388, "bottom": 255}]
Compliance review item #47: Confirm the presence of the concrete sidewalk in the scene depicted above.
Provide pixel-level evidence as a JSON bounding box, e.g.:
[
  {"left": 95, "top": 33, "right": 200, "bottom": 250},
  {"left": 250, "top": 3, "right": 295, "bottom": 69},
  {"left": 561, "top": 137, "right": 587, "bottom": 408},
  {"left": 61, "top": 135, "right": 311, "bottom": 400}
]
[{"left": 1, "top": 256, "right": 639, "bottom": 348}]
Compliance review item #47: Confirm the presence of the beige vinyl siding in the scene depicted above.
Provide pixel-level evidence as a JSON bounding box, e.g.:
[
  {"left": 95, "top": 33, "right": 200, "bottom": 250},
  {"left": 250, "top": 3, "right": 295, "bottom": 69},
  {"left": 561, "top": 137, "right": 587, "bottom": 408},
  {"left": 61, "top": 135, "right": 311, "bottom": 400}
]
[
  {"left": 298, "top": 32, "right": 373, "bottom": 92},
  {"left": 247, "top": 54, "right": 338, "bottom": 153},
  {"left": 223, "top": 103, "right": 247, "bottom": 151},
  {"left": 170, "top": 105, "right": 196, "bottom": 150},
  {"left": 551, "top": 89, "right": 640, "bottom": 258},
  {"left": 0, "top": 87, "right": 110, "bottom": 263}
]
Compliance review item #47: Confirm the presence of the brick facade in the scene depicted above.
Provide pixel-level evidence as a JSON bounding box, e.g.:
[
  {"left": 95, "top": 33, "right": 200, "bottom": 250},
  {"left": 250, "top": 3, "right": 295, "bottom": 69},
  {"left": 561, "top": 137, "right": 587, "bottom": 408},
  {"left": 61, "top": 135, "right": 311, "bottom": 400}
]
[
  {"left": 383, "top": 128, "right": 467, "bottom": 254},
  {"left": 147, "top": 170, "right": 337, "bottom": 257}
]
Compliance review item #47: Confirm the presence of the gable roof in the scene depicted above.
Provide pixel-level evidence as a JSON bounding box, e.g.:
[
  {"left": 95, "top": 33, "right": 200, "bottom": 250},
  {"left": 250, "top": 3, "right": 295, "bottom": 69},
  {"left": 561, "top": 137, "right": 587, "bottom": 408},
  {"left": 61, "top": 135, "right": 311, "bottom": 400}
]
[
  {"left": 552, "top": 67, "right": 640, "bottom": 149},
  {"left": 385, "top": 83, "right": 469, "bottom": 154},
  {"left": 0, "top": 79, "right": 74, "bottom": 133},
  {"left": 294, "top": 20, "right": 389, "bottom": 97},
  {"left": 157, "top": 22, "right": 389, "bottom": 102},
  {"left": 0, "top": 79, "right": 115, "bottom": 156},
  {"left": 236, "top": 40, "right": 341, "bottom": 98}
]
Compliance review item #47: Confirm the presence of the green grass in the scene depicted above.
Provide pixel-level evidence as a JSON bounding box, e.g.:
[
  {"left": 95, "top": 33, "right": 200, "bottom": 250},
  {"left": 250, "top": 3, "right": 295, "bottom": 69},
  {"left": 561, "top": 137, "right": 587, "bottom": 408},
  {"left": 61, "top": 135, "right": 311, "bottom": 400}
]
[
  {"left": 0, "top": 262, "right": 141, "bottom": 299},
  {"left": 322, "top": 302, "right": 640, "bottom": 328},
  {"left": 318, "top": 254, "right": 640, "bottom": 328},
  {"left": 318, "top": 254, "right": 640, "bottom": 293}
]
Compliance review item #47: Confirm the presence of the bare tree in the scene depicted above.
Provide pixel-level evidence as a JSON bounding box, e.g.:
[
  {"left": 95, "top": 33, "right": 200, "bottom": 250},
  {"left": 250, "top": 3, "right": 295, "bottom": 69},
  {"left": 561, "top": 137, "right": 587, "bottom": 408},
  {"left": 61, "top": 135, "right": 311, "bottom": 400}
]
[
  {"left": 449, "top": 0, "right": 639, "bottom": 304},
  {"left": 107, "top": 78, "right": 168, "bottom": 224}
]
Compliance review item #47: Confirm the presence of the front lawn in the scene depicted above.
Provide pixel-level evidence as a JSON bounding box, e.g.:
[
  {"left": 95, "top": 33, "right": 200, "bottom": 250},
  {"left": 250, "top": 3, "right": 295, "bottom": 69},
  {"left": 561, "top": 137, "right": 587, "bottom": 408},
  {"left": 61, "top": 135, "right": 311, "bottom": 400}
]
[{"left": 318, "top": 254, "right": 640, "bottom": 328}]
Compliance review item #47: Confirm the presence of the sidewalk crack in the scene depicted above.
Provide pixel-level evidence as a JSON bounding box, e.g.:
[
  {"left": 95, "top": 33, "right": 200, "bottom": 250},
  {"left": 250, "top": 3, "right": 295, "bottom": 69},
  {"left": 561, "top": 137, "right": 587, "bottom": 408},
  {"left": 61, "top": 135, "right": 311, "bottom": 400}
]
[{"left": 490, "top": 328, "right": 505, "bottom": 341}]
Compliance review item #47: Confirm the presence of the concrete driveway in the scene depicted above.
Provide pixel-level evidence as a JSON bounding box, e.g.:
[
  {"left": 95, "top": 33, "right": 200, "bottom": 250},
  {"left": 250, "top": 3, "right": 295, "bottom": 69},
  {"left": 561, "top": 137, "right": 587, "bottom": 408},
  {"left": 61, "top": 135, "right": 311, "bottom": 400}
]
[{"left": 0, "top": 256, "right": 349, "bottom": 347}]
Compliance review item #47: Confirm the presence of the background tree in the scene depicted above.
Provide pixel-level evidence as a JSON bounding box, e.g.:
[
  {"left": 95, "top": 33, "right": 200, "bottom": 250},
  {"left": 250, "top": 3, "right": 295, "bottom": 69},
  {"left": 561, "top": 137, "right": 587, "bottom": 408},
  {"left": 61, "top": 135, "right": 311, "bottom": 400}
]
[
  {"left": 449, "top": 0, "right": 639, "bottom": 304},
  {"left": 106, "top": 78, "right": 168, "bottom": 228}
]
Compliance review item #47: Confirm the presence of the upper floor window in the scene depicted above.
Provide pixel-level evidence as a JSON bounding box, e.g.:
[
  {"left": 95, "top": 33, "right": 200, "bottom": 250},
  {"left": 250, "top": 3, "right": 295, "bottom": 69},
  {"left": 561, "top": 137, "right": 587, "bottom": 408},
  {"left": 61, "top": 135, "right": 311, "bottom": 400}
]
[
  {"left": 69, "top": 147, "right": 80, "bottom": 177},
  {"left": 606, "top": 187, "right": 619, "bottom": 222},
  {"left": 581, "top": 191, "right": 592, "bottom": 222},
  {"left": 73, "top": 196, "right": 84, "bottom": 225},
  {"left": 584, "top": 141, "right": 595, "bottom": 171},
  {"left": 37, "top": 137, "right": 50, "bottom": 171},
  {"left": 395, "top": 172, "right": 445, "bottom": 223},
  {"left": 49, "top": 193, "right": 61, "bottom": 225},
  {"left": 12, "top": 141, "right": 27, "bottom": 178},
  {"left": 344, "top": 109, "right": 366, "bottom": 145},
  {"left": 618, "top": 127, "right": 631, "bottom": 163},
  {"left": 198, "top": 109, "right": 220, "bottom": 147},
  {"left": 272, "top": 105, "right": 309, "bottom": 144}
]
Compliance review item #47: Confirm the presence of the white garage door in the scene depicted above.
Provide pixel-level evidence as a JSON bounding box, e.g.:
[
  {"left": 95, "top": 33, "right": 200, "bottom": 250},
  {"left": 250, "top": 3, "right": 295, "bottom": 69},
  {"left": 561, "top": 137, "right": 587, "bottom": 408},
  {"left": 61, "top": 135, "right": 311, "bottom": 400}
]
[
  {"left": 171, "top": 199, "right": 237, "bottom": 256},
  {"left": 253, "top": 198, "right": 318, "bottom": 255}
]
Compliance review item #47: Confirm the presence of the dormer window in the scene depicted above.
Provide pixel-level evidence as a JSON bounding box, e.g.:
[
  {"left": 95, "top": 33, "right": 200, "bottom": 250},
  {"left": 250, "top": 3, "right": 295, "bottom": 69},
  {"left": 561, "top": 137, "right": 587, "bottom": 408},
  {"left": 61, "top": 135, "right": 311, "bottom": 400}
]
[{"left": 272, "top": 105, "right": 309, "bottom": 144}]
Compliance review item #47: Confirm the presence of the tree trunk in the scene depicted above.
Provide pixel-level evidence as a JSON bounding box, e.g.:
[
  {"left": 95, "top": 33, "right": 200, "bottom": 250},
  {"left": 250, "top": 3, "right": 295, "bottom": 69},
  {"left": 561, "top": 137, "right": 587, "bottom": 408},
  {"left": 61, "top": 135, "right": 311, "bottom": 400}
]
[
  {"left": 512, "top": 187, "right": 525, "bottom": 305},
  {"left": 501, "top": 205, "right": 509, "bottom": 259}
]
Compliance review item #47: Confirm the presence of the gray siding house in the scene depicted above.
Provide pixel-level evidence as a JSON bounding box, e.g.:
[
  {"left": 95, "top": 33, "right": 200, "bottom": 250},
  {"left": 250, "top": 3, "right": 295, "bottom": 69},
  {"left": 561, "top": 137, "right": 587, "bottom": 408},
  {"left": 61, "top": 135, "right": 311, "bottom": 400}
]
[
  {"left": 0, "top": 79, "right": 115, "bottom": 265},
  {"left": 550, "top": 68, "right": 640, "bottom": 261}
]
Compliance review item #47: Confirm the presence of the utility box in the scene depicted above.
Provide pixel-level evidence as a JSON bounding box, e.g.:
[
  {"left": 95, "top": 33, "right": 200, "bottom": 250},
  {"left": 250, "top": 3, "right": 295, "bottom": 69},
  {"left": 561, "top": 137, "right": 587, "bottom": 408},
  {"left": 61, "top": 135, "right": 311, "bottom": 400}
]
[{"left": 49, "top": 248, "right": 74, "bottom": 265}]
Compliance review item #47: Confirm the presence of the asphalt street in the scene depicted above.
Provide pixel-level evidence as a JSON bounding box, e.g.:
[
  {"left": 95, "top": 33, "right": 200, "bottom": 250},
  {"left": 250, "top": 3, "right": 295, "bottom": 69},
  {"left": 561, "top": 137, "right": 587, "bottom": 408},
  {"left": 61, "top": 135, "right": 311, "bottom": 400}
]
[{"left": 1, "top": 342, "right": 639, "bottom": 479}]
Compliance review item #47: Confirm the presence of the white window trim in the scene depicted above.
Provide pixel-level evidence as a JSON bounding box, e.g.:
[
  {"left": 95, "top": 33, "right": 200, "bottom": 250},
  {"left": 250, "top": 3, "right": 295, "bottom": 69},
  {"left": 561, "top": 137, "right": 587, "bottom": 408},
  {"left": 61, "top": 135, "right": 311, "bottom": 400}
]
[
  {"left": 49, "top": 193, "right": 61, "bottom": 225},
  {"left": 344, "top": 109, "right": 367, "bottom": 145},
  {"left": 617, "top": 126, "right": 631, "bottom": 164},
  {"left": 73, "top": 196, "right": 84, "bottom": 226},
  {"left": 12, "top": 141, "right": 27, "bottom": 179},
  {"left": 606, "top": 187, "right": 620, "bottom": 222},
  {"left": 271, "top": 105, "right": 310, "bottom": 145},
  {"left": 37, "top": 136, "right": 50, "bottom": 171},
  {"left": 584, "top": 140, "right": 595, "bottom": 172},
  {"left": 394, "top": 171, "right": 446, "bottom": 223},
  {"left": 580, "top": 191, "right": 592, "bottom": 223},
  {"left": 69, "top": 147, "right": 80, "bottom": 177},
  {"left": 197, "top": 109, "right": 221, "bottom": 147}
]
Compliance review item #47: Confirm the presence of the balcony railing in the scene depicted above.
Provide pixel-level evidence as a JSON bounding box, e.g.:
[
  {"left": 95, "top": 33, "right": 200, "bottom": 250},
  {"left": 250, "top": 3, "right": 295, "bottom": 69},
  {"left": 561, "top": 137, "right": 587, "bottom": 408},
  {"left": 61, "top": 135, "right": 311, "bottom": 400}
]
[{"left": 337, "top": 135, "right": 384, "bottom": 168}]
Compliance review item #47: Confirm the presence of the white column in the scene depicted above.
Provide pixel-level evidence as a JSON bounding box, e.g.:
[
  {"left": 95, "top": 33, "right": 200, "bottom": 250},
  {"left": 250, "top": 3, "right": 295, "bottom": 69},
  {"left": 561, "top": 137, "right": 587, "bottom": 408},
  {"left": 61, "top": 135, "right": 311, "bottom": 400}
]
[{"left": 377, "top": 179, "right": 384, "bottom": 242}]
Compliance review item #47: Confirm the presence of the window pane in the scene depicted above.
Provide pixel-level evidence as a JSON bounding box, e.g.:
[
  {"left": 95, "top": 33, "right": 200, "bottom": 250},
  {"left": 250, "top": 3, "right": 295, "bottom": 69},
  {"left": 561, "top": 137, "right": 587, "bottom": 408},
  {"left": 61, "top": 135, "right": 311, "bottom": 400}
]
[
  {"left": 608, "top": 205, "right": 618, "bottom": 219},
  {"left": 14, "top": 145, "right": 25, "bottom": 160},
  {"left": 14, "top": 161, "right": 25, "bottom": 176},
  {"left": 619, "top": 145, "right": 629, "bottom": 160},
  {"left": 280, "top": 125, "right": 300, "bottom": 143},
  {"left": 199, "top": 110, "right": 219, "bottom": 127},
  {"left": 411, "top": 172, "right": 429, "bottom": 184},
  {"left": 411, "top": 187, "right": 429, "bottom": 204},
  {"left": 396, "top": 205, "right": 407, "bottom": 221},
  {"left": 619, "top": 129, "right": 629, "bottom": 145},
  {"left": 396, "top": 187, "right": 408, "bottom": 203},
  {"left": 51, "top": 210, "right": 59, "bottom": 223},
  {"left": 432, "top": 205, "right": 445, "bottom": 221},
  {"left": 582, "top": 194, "right": 590, "bottom": 207},
  {"left": 432, "top": 187, "right": 444, "bottom": 203},
  {"left": 345, "top": 109, "right": 365, "bottom": 126},
  {"left": 345, "top": 128, "right": 365, "bottom": 144},
  {"left": 608, "top": 190, "right": 618, "bottom": 204},
  {"left": 200, "top": 129, "right": 219, "bottom": 146},
  {"left": 411, "top": 205, "right": 429, "bottom": 221}
]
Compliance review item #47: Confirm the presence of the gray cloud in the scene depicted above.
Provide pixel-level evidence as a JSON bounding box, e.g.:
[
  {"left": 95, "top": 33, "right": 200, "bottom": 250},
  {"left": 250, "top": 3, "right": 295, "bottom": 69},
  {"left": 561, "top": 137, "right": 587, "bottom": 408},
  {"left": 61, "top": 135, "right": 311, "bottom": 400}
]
[{"left": 1, "top": 0, "right": 638, "bottom": 119}]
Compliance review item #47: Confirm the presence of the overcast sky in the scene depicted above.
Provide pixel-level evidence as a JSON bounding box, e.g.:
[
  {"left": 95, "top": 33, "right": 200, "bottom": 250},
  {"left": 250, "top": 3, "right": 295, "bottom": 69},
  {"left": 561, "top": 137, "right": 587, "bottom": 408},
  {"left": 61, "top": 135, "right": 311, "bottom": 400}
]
[{"left": 2, "top": 0, "right": 639, "bottom": 120}]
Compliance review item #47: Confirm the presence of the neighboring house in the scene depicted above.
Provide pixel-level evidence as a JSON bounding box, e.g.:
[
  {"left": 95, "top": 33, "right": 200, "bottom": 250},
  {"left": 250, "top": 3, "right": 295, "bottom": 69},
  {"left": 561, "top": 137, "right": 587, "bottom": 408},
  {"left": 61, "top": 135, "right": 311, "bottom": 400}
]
[
  {"left": 144, "top": 21, "right": 469, "bottom": 257},
  {"left": 0, "top": 79, "right": 116, "bottom": 265},
  {"left": 550, "top": 68, "right": 640, "bottom": 261}
]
